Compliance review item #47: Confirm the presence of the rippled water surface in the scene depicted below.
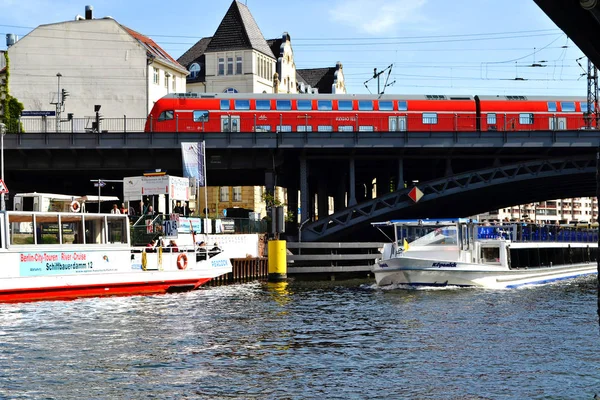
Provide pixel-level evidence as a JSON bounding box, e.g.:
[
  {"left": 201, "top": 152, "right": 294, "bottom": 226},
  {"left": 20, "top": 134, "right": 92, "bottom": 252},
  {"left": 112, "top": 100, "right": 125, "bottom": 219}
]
[{"left": 0, "top": 277, "right": 598, "bottom": 399}]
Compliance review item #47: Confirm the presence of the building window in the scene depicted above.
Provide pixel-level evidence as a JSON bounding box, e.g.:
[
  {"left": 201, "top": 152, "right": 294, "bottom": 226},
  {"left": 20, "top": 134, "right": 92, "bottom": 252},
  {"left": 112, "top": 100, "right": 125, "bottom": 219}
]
[
  {"left": 218, "top": 58, "right": 225, "bottom": 75},
  {"left": 224, "top": 88, "right": 238, "bottom": 94},
  {"left": 153, "top": 68, "right": 159, "bottom": 84},
  {"left": 227, "top": 57, "right": 234, "bottom": 75},
  {"left": 164, "top": 73, "right": 169, "bottom": 88},
  {"left": 233, "top": 186, "right": 242, "bottom": 202},
  {"left": 172, "top": 77, "right": 176, "bottom": 92},
  {"left": 220, "top": 187, "right": 229, "bottom": 202},
  {"left": 236, "top": 56, "right": 242, "bottom": 74},
  {"left": 189, "top": 63, "right": 201, "bottom": 79}
]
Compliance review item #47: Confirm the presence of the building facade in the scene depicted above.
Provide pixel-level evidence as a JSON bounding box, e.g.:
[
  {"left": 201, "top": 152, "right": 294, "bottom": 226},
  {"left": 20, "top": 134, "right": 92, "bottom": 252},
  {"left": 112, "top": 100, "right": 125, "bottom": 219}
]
[
  {"left": 481, "top": 197, "right": 599, "bottom": 224},
  {"left": 4, "top": 7, "right": 186, "bottom": 130},
  {"left": 196, "top": 185, "right": 287, "bottom": 220}
]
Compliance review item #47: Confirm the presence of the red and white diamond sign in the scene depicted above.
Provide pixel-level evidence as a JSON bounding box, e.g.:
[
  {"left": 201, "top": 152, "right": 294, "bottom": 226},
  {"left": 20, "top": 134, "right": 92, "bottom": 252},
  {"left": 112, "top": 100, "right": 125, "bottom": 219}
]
[
  {"left": 408, "top": 186, "right": 423, "bottom": 203},
  {"left": 0, "top": 179, "right": 8, "bottom": 194}
]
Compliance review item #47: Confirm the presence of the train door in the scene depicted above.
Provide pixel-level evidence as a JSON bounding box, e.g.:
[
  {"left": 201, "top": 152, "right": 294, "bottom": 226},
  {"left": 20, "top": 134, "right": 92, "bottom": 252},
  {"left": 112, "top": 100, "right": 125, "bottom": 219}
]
[
  {"left": 221, "top": 116, "right": 240, "bottom": 132},
  {"left": 549, "top": 116, "right": 566, "bottom": 130},
  {"left": 388, "top": 116, "right": 406, "bottom": 132}
]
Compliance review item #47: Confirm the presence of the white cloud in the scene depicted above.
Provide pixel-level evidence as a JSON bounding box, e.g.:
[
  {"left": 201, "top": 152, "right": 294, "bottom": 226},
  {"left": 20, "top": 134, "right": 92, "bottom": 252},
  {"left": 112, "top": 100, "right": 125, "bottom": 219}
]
[{"left": 329, "top": 0, "right": 429, "bottom": 35}]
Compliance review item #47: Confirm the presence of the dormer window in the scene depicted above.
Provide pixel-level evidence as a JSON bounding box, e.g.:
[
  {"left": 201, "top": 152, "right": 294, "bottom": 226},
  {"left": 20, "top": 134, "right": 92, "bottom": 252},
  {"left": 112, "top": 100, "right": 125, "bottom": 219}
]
[{"left": 189, "top": 63, "right": 200, "bottom": 79}]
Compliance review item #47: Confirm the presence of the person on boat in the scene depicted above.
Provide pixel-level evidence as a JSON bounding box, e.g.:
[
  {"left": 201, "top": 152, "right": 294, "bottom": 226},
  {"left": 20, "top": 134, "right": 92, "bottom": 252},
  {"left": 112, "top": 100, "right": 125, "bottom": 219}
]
[
  {"left": 146, "top": 206, "right": 155, "bottom": 216},
  {"left": 146, "top": 239, "right": 157, "bottom": 252},
  {"left": 173, "top": 201, "right": 184, "bottom": 215},
  {"left": 111, "top": 204, "right": 121, "bottom": 214},
  {"left": 167, "top": 239, "right": 179, "bottom": 253},
  {"left": 120, "top": 203, "right": 127, "bottom": 214}
]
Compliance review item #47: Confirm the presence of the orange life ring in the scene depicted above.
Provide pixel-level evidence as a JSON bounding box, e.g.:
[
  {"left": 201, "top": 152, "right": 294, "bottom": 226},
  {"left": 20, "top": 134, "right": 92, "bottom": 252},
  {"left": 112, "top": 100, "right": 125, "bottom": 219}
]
[
  {"left": 70, "top": 200, "right": 80, "bottom": 213},
  {"left": 177, "top": 253, "right": 188, "bottom": 270}
]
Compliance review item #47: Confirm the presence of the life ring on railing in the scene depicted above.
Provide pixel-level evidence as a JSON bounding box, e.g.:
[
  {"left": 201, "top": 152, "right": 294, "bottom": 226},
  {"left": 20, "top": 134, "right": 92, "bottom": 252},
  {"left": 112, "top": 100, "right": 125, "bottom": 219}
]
[
  {"left": 177, "top": 253, "right": 188, "bottom": 270},
  {"left": 70, "top": 200, "right": 81, "bottom": 213}
]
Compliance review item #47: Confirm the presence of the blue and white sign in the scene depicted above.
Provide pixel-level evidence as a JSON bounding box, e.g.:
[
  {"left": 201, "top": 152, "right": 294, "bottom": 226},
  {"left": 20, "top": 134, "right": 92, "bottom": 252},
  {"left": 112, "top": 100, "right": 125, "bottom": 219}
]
[
  {"left": 162, "top": 220, "right": 178, "bottom": 238},
  {"left": 21, "top": 110, "right": 56, "bottom": 117}
]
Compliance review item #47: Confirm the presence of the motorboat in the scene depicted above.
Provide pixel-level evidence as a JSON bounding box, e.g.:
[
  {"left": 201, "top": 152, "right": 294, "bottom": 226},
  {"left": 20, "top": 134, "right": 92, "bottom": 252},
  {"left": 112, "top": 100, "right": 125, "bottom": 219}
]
[{"left": 372, "top": 219, "right": 598, "bottom": 289}]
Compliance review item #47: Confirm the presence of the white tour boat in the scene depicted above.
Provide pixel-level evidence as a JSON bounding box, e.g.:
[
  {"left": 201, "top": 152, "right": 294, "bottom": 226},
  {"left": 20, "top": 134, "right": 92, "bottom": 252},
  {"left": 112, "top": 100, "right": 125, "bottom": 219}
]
[
  {"left": 0, "top": 210, "right": 232, "bottom": 302},
  {"left": 372, "top": 219, "right": 598, "bottom": 289}
]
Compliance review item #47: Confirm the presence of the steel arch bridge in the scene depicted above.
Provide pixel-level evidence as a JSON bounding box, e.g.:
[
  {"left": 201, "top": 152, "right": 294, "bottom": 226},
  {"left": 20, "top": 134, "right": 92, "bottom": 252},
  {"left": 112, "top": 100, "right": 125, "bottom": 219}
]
[{"left": 301, "top": 155, "right": 597, "bottom": 242}]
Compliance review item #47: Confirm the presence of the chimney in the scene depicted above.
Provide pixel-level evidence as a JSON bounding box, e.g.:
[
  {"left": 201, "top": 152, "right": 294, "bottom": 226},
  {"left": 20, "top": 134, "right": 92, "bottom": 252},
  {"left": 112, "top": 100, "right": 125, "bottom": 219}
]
[{"left": 85, "top": 5, "right": 93, "bottom": 20}]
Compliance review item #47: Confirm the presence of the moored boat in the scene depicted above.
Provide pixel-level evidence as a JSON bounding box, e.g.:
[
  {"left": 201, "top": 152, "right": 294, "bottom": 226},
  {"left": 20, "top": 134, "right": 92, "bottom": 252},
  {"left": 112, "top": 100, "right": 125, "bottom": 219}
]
[
  {"left": 372, "top": 219, "right": 598, "bottom": 289},
  {"left": 0, "top": 210, "right": 232, "bottom": 302}
]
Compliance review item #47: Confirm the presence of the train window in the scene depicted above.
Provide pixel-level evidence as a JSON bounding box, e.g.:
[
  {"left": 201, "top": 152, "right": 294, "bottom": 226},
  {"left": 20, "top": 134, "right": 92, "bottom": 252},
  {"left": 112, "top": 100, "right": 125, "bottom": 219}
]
[
  {"left": 487, "top": 113, "right": 496, "bottom": 125},
  {"left": 379, "top": 101, "right": 393, "bottom": 111},
  {"left": 220, "top": 100, "right": 230, "bottom": 110},
  {"left": 255, "top": 125, "right": 271, "bottom": 132},
  {"left": 276, "top": 125, "right": 292, "bottom": 132},
  {"left": 359, "top": 126, "right": 374, "bottom": 132},
  {"left": 358, "top": 100, "right": 373, "bottom": 111},
  {"left": 276, "top": 100, "right": 292, "bottom": 110},
  {"left": 338, "top": 101, "right": 353, "bottom": 111},
  {"left": 297, "top": 126, "right": 313, "bottom": 132},
  {"left": 423, "top": 113, "right": 438, "bottom": 124},
  {"left": 317, "top": 100, "right": 332, "bottom": 111},
  {"left": 338, "top": 126, "right": 353, "bottom": 132},
  {"left": 519, "top": 113, "right": 533, "bottom": 124},
  {"left": 318, "top": 125, "right": 333, "bottom": 132},
  {"left": 158, "top": 110, "right": 174, "bottom": 121},
  {"left": 547, "top": 102, "right": 557, "bottom": 112},
  {"left": 193, "top": 110, "right": 209, "bottom": 122},
  {"left": 297, "top": 100, "right": 312, "bottom": 111},
  {"left": 234, "top": 100, "right": 250, "bottom": 110},
  {"left": 398, "top": 101, "right": 408, "bottom": 111},
  {"left": 581, "top": 102, "right": 595, "bottom": 113},
  {"left": 561, "top": 102, "right": 575, "bottom": 112},
  {"left": 256, "top": 100, "right": 271, "bottom": 110}
]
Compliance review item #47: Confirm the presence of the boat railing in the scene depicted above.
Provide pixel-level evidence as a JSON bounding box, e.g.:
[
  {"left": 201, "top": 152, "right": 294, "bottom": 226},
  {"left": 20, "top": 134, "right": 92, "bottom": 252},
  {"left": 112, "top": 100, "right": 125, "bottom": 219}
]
[{"left": 475, "top": 223, "right": 598, "bottom": 243}]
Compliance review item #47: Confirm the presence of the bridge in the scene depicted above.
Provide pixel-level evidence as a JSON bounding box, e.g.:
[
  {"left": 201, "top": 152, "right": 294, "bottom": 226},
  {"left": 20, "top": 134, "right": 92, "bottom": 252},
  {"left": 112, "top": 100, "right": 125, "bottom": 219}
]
[{"left": 1, "top": 129, "right": 598, "bottom": 240}]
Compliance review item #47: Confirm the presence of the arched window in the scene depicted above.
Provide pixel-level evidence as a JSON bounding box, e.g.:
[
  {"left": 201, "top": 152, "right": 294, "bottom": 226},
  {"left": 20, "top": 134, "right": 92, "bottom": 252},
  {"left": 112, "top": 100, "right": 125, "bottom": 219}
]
[
  {"left": 223, "top": 88, "right": 238, "bottom": 94},
  {"left": 189, "top": 63, "right": 201, "bottom": 79}
]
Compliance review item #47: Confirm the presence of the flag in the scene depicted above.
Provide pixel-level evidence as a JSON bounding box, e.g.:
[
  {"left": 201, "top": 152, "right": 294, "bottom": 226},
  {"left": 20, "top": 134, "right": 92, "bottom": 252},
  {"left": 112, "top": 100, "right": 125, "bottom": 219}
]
[
  {"left": 403, "top": 239, "right": 410, "bottom": 252},
  {"left": 181, "top": 142, "right": 206, "bottom": 187}
]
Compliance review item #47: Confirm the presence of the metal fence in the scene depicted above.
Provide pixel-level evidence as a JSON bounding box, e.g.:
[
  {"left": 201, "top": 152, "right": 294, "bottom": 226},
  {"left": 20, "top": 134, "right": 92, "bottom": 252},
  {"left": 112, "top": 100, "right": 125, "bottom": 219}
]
[{"left": 6, "top": 117, "right": 147, "bottom": 133}]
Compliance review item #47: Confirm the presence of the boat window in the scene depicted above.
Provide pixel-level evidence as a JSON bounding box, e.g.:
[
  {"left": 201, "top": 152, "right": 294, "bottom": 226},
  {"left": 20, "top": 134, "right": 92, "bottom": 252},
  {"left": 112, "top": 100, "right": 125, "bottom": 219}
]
[
  {"left": 85, "top": 215, "right": 106, "bottom": 244},
  {"left": 220, "top": 100, "right": 230, "bottom": 110},
  {"left": 107, "top": 216, "right": 127, "bottom": 244},
  {"left": 8, "top": 213, "right": 34, "bottom": 245},
  {"left": 158, "top": 110, "right": 174, "bottom": 121},
  {"left": 297, "top": 100, "right": 312, "bottom": 111},
  {"left": 547, "top": 102, "right": 557, "bottom": 112},
  {"left": 234, "top": 100, "right": 250, "bottom": 110},
  {"left": 62, "top": 215, "right": 84, "bottom": 245},
  {"left": 256, "top": 100, "right": 271, "bottom": 110},
  {"left": 358, "top": 100, "right": 373, "bottom": 111},
  {"left": 405, "top": 225, "right": 458, "bottom": 246},
  {"left": 560, "top": 101, "right": 576, "bottom": 112},
  {"left": 338, "top": 100, "right": 353, "bottom": 111},
  {"left": 276, "top": 100, "right": 292, "bottom": 110},
  {"left": 379, "top": 101, "right": 393, "bottom": 111},
  {"left": 481, "top": 247, "right": 500, "bottom": 263},
  {"left": 398, "top": 101, "right": 408, "bottom": 111},
  {"left": 317, "top": 100, "right": 332, "bottom": 111},
  {"left": 193, "top": 110, "right": 209, "bottom": 122},
  {"left": 423, "top": 113, "right": 438, "bottom": 124}
]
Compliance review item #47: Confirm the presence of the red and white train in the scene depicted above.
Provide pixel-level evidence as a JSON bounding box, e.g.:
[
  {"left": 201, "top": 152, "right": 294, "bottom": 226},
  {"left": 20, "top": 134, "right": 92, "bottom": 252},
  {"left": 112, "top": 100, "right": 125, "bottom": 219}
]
[{"left": 145, "top": 93, "right": 594, "bottom": 133}]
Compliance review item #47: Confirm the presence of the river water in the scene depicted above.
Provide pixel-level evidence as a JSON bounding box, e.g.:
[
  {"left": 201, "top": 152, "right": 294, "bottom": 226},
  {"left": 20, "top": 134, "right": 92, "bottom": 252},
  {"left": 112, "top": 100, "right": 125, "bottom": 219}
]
[{"left": 0, "top": 277, "right": 598, "bottom": 399}]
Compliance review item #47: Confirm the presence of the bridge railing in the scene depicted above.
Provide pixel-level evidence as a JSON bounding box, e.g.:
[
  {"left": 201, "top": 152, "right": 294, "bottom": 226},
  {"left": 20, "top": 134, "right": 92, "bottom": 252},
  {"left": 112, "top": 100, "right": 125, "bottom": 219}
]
[{"left": 4, "top": 114, "right": 595, "bottom": 133}]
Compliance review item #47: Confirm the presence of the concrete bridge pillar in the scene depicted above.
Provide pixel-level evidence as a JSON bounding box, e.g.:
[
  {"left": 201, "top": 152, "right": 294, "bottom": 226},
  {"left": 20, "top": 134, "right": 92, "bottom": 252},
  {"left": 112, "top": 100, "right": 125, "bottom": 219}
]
[
  {"left": 397, "top": 158, "right": 405, "bottom": 190},
  {"left": 334, "top": 175, "right": 347, "bottom": 212},
  {"left": 349, "top": 158, "right": 357, "bottom": 206},
  {"left": 287, "top": 176, "right": 299, "bottom": 226},
  {"left": 300, "top": 157, "right": 310, "bottom": 223},
  {"left": 445, "top": 158, "right": 454, "bottom": 176},
  {"left": 317, "top": 175, "right": 329, "bottom": 220}
]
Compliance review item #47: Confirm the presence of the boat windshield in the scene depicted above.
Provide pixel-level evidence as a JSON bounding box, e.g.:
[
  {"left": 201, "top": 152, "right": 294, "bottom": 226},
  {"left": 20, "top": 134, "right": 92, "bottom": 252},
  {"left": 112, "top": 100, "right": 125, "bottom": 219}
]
[{"left": 396, "top": 224, "right": 458, "bottom": 247}]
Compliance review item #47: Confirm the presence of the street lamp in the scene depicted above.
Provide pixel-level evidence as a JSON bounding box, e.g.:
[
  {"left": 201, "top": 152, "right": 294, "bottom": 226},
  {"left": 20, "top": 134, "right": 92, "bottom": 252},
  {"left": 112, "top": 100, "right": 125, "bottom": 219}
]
[{"left": 56, "top": 73, "right": 62, "bottom": 133}]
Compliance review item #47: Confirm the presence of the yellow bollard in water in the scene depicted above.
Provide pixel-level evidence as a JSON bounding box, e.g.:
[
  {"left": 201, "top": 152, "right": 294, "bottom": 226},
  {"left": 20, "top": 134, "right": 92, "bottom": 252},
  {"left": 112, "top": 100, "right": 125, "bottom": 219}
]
[{"left": 268, "top": 240, "right": 287, "bottom": 282}]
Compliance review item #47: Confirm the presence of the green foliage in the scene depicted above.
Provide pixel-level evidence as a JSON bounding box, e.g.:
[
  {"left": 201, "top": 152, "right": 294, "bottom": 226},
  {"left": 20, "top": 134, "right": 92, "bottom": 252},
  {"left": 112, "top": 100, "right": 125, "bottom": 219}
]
[{"left": 1, "top": 51, "right": 24, "bottom": 132}]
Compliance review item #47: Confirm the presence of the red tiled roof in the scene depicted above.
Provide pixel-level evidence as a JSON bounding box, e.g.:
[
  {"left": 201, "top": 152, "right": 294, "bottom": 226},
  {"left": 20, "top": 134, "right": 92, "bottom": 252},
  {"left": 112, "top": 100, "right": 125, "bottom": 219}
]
[{"left": 121, "top": 25, "right": 184, "bottom": 70}]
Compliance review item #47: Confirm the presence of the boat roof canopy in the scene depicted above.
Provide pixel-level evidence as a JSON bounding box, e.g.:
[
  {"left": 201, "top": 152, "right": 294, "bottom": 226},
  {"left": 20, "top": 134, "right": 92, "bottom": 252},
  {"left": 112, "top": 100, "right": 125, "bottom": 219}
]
[{"left": 371, "top": 218, "right": 474, "bottom": 227}]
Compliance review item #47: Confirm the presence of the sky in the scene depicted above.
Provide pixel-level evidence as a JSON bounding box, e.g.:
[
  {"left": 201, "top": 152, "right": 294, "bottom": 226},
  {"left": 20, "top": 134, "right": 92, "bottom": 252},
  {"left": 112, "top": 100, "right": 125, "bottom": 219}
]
[{"left": 0, "top": 0, "right": 590, "bottom": 96}]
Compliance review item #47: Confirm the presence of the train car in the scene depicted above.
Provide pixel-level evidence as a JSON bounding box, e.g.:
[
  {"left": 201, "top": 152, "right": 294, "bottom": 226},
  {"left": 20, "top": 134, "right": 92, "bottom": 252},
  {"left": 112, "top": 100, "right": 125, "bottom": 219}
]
[
  {"left": 476, "top": 95, "right": 589, "bottom": 132},
  {"left": 145, "top": 93, "right": 478, "bottom": 133}
]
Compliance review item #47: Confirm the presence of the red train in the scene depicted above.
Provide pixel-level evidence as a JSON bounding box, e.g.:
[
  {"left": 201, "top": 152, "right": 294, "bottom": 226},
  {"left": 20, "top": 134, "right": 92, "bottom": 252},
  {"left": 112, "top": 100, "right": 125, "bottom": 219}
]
[{"left": 145, "top": 93, "right": 593, "bottom": 133}]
